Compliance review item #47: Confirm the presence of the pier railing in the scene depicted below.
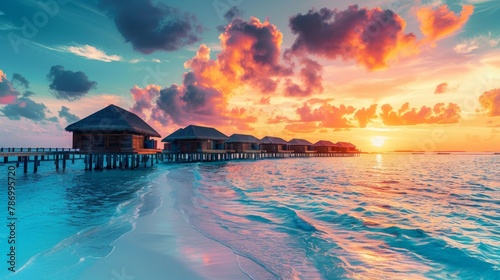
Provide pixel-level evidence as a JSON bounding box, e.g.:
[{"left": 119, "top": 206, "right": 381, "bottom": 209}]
[{"left": 0, "top": 148, "right": 360, "bottom": 174}]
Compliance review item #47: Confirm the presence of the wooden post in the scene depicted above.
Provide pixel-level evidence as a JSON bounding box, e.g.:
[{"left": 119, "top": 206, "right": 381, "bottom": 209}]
[
  {"left": 72, "top": 153, "right": 75, "bottom": 164},
  {"left": 62, "top": 154, "right": 66, "bottom": 170},
  {"left": 34, "top": 156, "right": 38, "bottom": 173},
  {"left": 89, "top": 154, "right": 93, "bottom": 171},
  {"left": 55, "top": 154, "right": 59, "bottom": 170},
  {"left": 151, "top": 155, "right": 154, "bottom": 166},
  {"left": 113, "top": 155, "right": 117, "bottom": 169},
  {"left": 106, "top": 155, "right": 111, "bottom": 169},
  {"left": 3, "top": 157, "right": 7, "bottom": 163},
  {"left": 23, "top": 156, "right": 28, "bottom": 173}
]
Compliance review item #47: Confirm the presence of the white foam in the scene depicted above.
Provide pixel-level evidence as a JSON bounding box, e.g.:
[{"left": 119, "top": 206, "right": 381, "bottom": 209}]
[{"left": 77, "top": 166, "right": 248, "bottom": 280}]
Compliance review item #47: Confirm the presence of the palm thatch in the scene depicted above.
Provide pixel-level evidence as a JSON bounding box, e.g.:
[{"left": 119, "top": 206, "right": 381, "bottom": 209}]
[
  {"left": 336, "top": 142, "right": 356, "bottom": 148},
  {"left": 288, "top": 138, "right": 313, "bottom": 146},
  {"left": 260, "top": 136, "right": 288, "bottom": 145},
  {"left": 65, "top": 104, "right": 160, "bottom": 137},
  {"left": 226, "top": 134, "right": 260, "bottom": 143},
  {"left": 162, "top": 125, "right": 228, "bottom": 142},
  {"left": 313, "top": 140, "right": 338, "bottom": 147}
]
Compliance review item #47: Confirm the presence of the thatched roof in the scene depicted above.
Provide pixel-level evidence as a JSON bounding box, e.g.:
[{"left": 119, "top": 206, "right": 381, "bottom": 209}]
[
  {"left": 162, "top": 125, "right": 228, "bottom": 142},
  {"left": 313, "top": 140, "right": 338, "bottom": 147},
  {"left": 260, "top": 136, "right": 288, "bottom": 145},
  {"left": 336, "top": 142, "right": 356, "bottom": 148},
  {"left": 226, "top": 134, "right": 260, "bottom": 143},
  {"left": 288, "top": 138, "right": 312, "bottom": 146},
  {"left": 65, "top": 104, "right": 160, "bottom": 137}
]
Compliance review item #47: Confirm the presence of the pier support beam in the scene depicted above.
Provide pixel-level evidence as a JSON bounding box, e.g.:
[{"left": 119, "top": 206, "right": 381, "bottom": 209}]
[
  {"left": 23, "top": 156, "right": 28, "bottom": 173},
  {"left": 34, "top": 156, "right": 38, "bottom": 173}
]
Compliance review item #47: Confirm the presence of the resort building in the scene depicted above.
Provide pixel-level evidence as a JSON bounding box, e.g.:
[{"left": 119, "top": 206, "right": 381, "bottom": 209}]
[
  {"left": 226, "top": 134, "right": 261, "bottom": 153},
  {"left": 260, "top": 136, "right": 289, "bottom": 152},
  {"left": 287, "top": 138, "right": 315, "bottom": 153},
  {"left": 162, "top": 125, "right": 228, "bottom": 153},
  {"left": 312, "top": 140, "right": 340, "bottom": 153},
  {"left": 65, "top": 104, "right": 161, "bottom": 153},
  {"left": 336, "top": 142, "right": 358, "bottom": 153}
]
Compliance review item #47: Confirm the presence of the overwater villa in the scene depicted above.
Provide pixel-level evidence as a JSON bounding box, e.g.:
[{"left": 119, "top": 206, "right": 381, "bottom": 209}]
[
  {"left": 65, "top": 104, "right": 161, "bottom": 153},
  {"left": 288, "top": 138, "right": 315, "bottom": 153},
  {"left": 312, "top": 140, "right": 339, "bottom": 153},
  {"left": 226, "top": 134, "right": 261, "bottom": 153},
  {"left": 260, "top": 136, "right": 289, "bottom": 153},
  {"left": 336, "top": 142, "right": 358, "bottom": 153},
  {"left": 162, "top": 125, "right": 228, "bottom": 153}
]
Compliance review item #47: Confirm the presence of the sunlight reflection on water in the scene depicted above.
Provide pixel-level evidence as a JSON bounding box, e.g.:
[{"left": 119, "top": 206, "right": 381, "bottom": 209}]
[{"left": 172, "top": 154, "right": 499, "bottom": 279}]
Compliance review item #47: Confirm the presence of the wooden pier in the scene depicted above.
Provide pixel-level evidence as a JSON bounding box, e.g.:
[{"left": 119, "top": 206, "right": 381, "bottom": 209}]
[
  {"left": 0, "top": 147, "right": 360, "bottom": 174},
  {"left": 0, "top": 147, "right": 161, "bottom": 173},
  {"left": 161, "top": 150, "right": 360, "bottom": 163}
]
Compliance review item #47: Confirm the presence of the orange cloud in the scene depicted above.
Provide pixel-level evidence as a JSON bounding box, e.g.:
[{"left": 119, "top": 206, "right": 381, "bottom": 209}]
[
  {"left": 434, "top": 82, "right": 449, "bottom": 94},
  {"left": 296, "top": 103, "right": 356, "bottom": 128},
  {"left": 479, "top": 88, "right": 500, "bottom": 117},
  {"left": 131, "top": 17, "right": 291, "bottom": 130},
  {"left": 288, "top": 5, "right": 418, "bottom": 70},
  {"left": 285, "top": 122, "right": 317, "bottom": 133},
  {"left": 417, "top": 4, "right": 474, "bottom": 43},
  {"left": 380, "top": 102, "right": 461, "bottom": 126},
  {"left": 354, "top": 104, "right": 378, "bottom": 128}
]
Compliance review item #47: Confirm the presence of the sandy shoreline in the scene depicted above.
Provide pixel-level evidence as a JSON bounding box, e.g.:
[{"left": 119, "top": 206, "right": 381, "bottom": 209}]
[{"left": 78, "top": 168, "right": 249, "bottom": 280}]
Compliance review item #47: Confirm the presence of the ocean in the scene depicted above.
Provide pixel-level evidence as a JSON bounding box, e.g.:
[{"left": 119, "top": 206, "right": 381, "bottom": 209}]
[{"left": 0, "top": 154, "right": 498, "bottom": 279}]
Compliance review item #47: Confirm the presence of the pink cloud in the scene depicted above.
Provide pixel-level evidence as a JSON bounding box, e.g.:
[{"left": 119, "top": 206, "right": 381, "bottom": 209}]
[{"left": 0, "top": 70, "right": 20, "bottom": 104}]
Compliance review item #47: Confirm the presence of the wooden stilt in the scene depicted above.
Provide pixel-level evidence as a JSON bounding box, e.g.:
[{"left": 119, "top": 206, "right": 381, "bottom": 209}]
[
  {"left": 23, "top": 156, "right": 28, "bottom": 173},
  {"left": 33, "top": 156, "right": 38, "bottom": 173}
]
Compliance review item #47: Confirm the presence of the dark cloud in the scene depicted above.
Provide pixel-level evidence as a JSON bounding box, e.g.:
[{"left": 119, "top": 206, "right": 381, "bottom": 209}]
[
  {"left": 150, "top": 72, "right": 225, "bottom": 126},
  {"left": 99, "top": 0, "right": 203, "bottom": 54},
  {"left": 23, "top": 91, "right": 35, "bottom": 97},
  {"left": 288, "top": 5, "right": 417, "bottom": 70},
  {"left": 0, "top": 70, "right": 20, "bottom": 104},
  {"left": 0, "top": 97, "right": 54, "bottom": 122},
  {"left": 47, "top": 65, "right": 97, "bottom": 101},
  {"left": 12, "top": 73, "right": 29, "bottom": 88},
  {"left": 152, "top": 84, "right": 184, "bottom": 125},
  {"left": 58, "top": 106, "right": 80, "bottom": 123},
  {"left": 224, "top": 6, "right": 243, "bottom": 21}
]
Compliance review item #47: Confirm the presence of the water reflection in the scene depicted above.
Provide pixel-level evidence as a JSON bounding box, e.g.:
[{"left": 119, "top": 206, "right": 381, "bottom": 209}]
[{"left": 172, "top": 155, "right": 500, "bottom": 279}]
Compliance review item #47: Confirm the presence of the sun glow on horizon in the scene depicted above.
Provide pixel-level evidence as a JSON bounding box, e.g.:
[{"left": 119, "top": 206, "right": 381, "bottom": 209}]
[{"left": 370, "top": 136, "right": 386, "bottom": 147}]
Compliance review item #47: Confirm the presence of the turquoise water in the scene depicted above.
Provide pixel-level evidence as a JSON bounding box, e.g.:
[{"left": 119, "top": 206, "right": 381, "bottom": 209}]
[
  {"left": 0, "top": 154, "right": 499, "bottom": 279},
  {"left": 0, "top": 161, "right": 164, "bottom": 279},
  {"left": 171, "top": 154, "right": 500, "bottom": 279}
]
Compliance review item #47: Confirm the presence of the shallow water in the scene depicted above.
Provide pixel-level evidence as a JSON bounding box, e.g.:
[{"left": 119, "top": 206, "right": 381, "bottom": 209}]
[
  {"left": 171, "top": 154, "right": 500, "bottom": 279},
  {"left": 1, "top": 154, "right": 499, "bottom": 279}
]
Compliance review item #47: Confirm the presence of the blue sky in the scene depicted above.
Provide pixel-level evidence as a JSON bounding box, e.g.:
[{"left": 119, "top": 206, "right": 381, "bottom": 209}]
[{"left": 1, "top": 0, "right": 499, "bottom": 151}]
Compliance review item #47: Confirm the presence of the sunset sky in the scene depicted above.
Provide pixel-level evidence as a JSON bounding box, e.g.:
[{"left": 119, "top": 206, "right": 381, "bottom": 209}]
[{"left": 1, "top": 0, "right": 499, "bottom": 152}]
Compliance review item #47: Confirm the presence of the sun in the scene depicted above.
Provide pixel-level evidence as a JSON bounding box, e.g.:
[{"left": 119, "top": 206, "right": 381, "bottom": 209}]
[{"left": 370, "top": 136, "right": 386, "bottom": 147}]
